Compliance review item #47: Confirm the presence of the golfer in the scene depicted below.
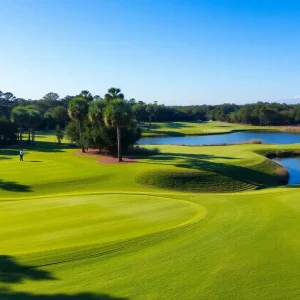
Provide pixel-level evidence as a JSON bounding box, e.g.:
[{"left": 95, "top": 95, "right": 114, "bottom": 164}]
[{"left": 20, "top": 149, "right": 24, "bottom": 161}]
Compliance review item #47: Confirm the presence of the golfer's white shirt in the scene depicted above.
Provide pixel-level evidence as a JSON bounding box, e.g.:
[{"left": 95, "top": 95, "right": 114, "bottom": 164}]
[{"left": 20, "top": 150, "right": 24, "bottom": 155}]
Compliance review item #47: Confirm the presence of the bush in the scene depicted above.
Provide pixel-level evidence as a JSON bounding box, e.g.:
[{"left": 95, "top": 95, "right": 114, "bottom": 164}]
[
  {"left": 55, "top": 125, "right": 64, "bottom": 144},
  {"left": 126, "top": 146, "right": 160, "bottom": 157},
  {"left": 65, "top": 121, "right": 80, "bottom": 146}
]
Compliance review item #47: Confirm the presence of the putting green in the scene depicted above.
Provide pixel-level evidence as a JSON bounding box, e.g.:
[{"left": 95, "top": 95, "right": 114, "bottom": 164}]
[{"left": 0, "top": 194, "right": 206, "bottom": 255}]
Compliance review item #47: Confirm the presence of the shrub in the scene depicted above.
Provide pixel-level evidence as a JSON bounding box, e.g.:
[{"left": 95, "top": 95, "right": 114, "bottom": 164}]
[
  {"left": 126, "top": 146, "right": 160, "bottom": 157},
  {"left": 55, "top": 125, "right": 64, "bottom": 144}
]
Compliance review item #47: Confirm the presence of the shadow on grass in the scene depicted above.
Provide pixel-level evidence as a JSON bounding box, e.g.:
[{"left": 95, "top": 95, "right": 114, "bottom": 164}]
[
  {"left": 141, "top": 152, "right": 237, "bottom": 162},
  {"left": 282, "top": 184, "right": 300, "bottom": 188},
  {"left": 0, "top": 255, "right": 128, "bottom": 300},
  {"left": 0, "top": 141, "right": 69, "bottom": 156},
  {"left": 0, "top": 179, "right": 31, "bottom": 192},
  {"left": 0, "top": 149, "right": 19, "bottom": 156},
  {"left": 0, "top": 156, "right": 12, "bottom": 160},
  {"left": 0, "top": 290, "right": 128, "bottom": 300},
  {"left": 0, "top": 255, "right": 55, "bottom": 283},
  {"left": 142, "top": 152, "right": 281, "bottom": 189},
  {"left": 161, "top": 122, "right": 193, "bottom": 129},
  {"left": 26, "top": 141, "right": 68, "bottom": 153}
]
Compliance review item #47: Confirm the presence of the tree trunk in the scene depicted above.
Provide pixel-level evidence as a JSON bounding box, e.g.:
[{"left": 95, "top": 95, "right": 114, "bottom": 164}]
[
  {"left": 78, "top": 120, "right": 85, "bottom": 153},
  {"left": 117, "top": 124, "right": 122, "bottom": 162},
  {"left": 19, "top": 126, "right": 23, "bottom": 141},
  {"left": 28, "top": 129, "right": 31, "bottom": 143},
  {"left": 149, "top": 116, "right": 152, "bottom": 126}
]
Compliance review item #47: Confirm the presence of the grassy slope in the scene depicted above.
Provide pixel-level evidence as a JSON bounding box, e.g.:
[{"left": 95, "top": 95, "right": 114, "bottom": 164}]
[
  {"left": 142, "top": 121, "right": 300, "bottom": 137},
  {"left": 0, "top": 142, "right": 295, "bottom": 197},
  {"left": 1, "top": 133, "right": 300, "bottom": 299}
]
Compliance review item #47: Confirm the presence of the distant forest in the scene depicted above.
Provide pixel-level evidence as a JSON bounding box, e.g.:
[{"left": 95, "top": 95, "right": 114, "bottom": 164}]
[{"left": 2, "top": 90, "right": 300, "bottom": 131}]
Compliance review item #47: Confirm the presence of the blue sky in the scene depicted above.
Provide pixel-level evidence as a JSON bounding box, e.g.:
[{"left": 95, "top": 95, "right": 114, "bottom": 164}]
[{"left": 1, "top": 0, "right": 300, "bottom": 105}]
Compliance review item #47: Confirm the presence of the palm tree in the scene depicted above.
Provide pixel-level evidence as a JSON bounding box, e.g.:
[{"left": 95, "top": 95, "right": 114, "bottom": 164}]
[
  {"left": 11, "top": 106, "right": 29, "bottom": 143},
  {"left": 88, "top": 100, "right": 106, "bottom": 124},
  {"left": 88, "top": 100, "right": 106, "bottom": 153},
  {"left": 104, "top": 88, "right": 124, "bottom": 101},
  {"left": 80, "top": 90, "right": 93, "bottom": 102},
  {"left": 104, "top": 99, "right": 132, "bottom": 162},
  {"left": 68, "top": 96, "right": 89, "bottom": 152}
]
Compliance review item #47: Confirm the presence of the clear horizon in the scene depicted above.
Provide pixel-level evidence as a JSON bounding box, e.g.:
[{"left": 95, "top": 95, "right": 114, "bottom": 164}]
[{"left": 1, "top": 0, "right": 300, "bottom": 104}]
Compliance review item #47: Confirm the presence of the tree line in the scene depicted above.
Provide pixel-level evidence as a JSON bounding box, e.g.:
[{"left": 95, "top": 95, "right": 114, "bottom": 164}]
[
  {"left": 1, "top": 88, "right": 142, "bottom": 161},
  {"left": 2, "top": 88, "right": 300, "bottom": 148}
]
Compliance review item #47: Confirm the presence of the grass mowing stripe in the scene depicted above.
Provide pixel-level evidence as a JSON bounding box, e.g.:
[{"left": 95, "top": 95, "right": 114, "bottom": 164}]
[
  {"left": 1, "top": 130, "right": 300, "bottom": 299},
  {"left": 0, "top": 194, "right": 206, "bottom": 255}
]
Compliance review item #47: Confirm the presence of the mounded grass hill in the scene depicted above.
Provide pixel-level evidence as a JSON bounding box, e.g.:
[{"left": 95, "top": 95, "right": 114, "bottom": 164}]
[{"left": 1, "top": 131, "right": 300, "bottom": 299}]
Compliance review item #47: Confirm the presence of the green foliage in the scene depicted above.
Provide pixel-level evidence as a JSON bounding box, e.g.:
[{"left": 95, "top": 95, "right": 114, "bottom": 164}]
[
  {"left": 88, "top": 99, "right": 106, "bottom": 124},
  {"left": 80, "top": 90, "right": 93, "bottom": 102},
  {"left": 104, "top": 87, "right": 124, "bottom": 101},
  {"left": 27, "top": 107, "right": 41, "bottom": 125},
  {"left": 104, "top": 98, "right": 134, "bottom": 160},
  {"left": 0, "top": 117, "right": 17, "bottom": 146},
  {"left": 5, "top": 88, "right": 300, "bottom": 131},
  {"left": 66, "top": 119, "right": 142, "bottom": 155},
  {"left": 146, "top": 103, "right": 155, "bottom": 124},
  {"left": 43, "top": 92, "right": 59, "bottom": 102},
  {"left": 126, "top": 145, "right": 160, "bottom": 156},
  {"left": 65, "top": 93, "right": 139, "bottom": 156},
  {"left": 132, "top": 102, "right": 148, "bottom": 123},
  {"left": 68, "top": 97, "right": 89, "bottom": 152},
  {"left": 10, "top": 106, "right": 29, "bottom": 127},
  {"left": 43, "top": 111, "right": 54, "bottom": 130},
  {"left": 10, "top": 106, "right": 29, "bottom": 141},
  {"left": 55, "top": 125, "right": 64, "bottom": 144},
  {"left": 104, "top": 99, "right": 133, "bottom": 128},
  {"left": 27, "top": 107, "right": 42, "bottom": 143},
  {"left": 65, "top": 120, "right": 81, "bottom": 146},
  {"left": 68, "top": 97, "right": 89, "bottom": 121},
  {"left": 0, "top": 91, "right": 18, "bottom": 118},
  {"left": 51, "top": 106, "right": 68, "bottom": 125}
]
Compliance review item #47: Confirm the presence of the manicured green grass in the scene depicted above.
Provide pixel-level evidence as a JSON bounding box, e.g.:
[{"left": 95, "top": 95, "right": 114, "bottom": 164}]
[
  {"left": 0, "top": 194, "right": 205, "bottom": 255},
  {"left": 1, "top": 133, "right": 300, "bottom": 299},
  {"left": 142, "top": 121, "right": 300, "bottom": 137}
]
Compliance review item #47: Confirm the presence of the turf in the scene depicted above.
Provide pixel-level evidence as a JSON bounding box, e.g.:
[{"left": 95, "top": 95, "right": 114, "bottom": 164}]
[
  {"left": 142, "top": 121, "right": 300, "bottom": 137},
  {"left": 1, "top": 131, "right": 300, "bottom": 299}
]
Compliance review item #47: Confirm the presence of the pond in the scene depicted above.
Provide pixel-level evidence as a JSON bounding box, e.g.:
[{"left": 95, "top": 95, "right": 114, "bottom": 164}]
[
  {"left": 273, "top": 158, "right": 300, "bottom": 185},
  {"left": 139, "top": 131, "right": 300, "bottom": 146}
]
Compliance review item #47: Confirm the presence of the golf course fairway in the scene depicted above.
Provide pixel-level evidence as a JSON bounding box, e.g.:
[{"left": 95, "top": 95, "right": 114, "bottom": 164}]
[{"left": 1, "top": 135, "right": 300, "bottom": 299}]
